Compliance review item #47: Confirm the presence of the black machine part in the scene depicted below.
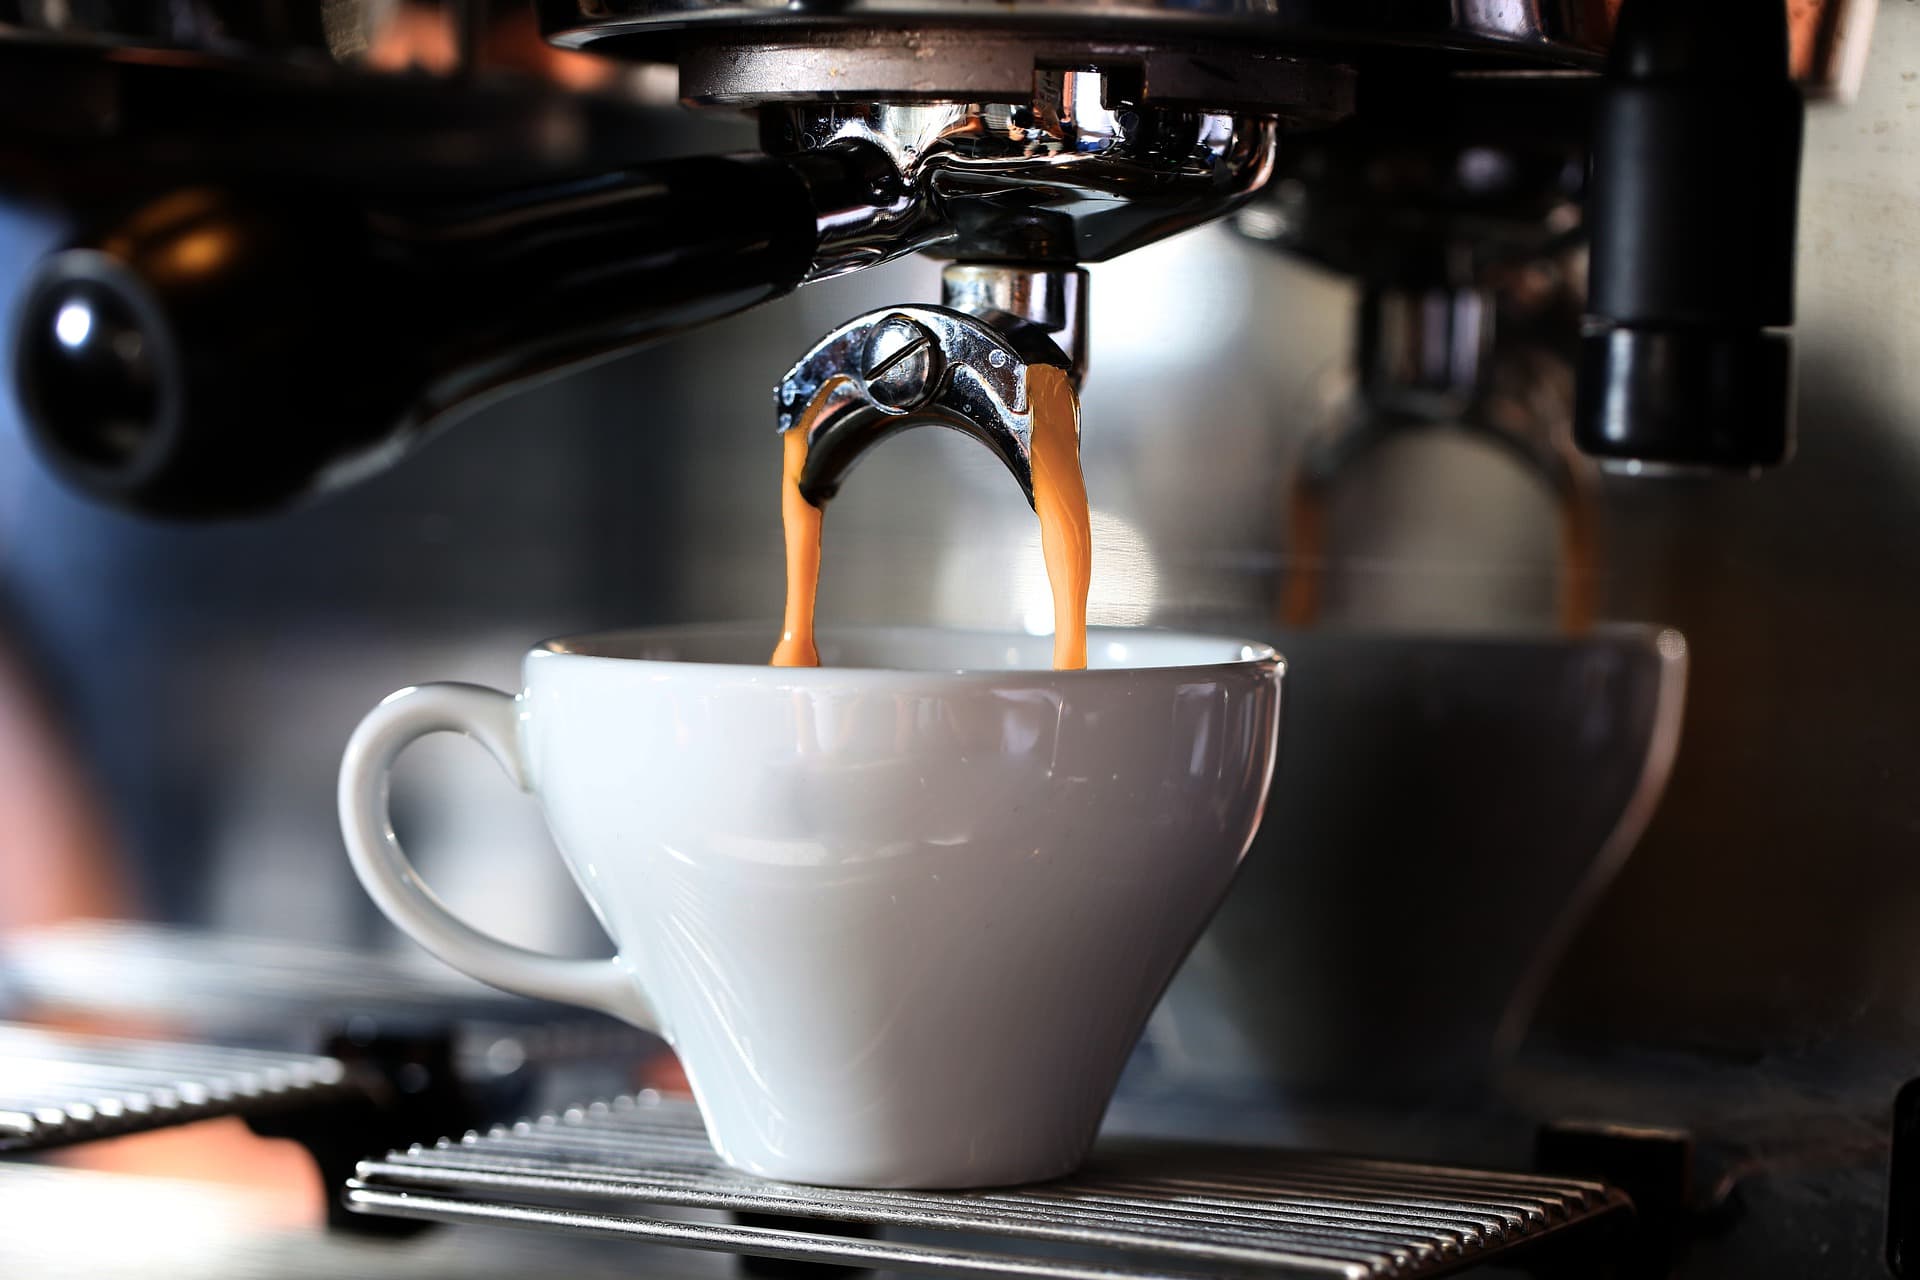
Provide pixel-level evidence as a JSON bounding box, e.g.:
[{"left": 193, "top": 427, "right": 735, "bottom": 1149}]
[
  {"left": 1575, "top": 0, "right": 1805, "bottom": 473},
  {"left": 9, "top": 143, "right": 893, "bottom": 518}
]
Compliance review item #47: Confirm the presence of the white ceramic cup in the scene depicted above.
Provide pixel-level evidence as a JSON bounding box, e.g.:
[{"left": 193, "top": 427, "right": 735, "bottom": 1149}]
[{"left": 339, "top": 625, "right": 1283, "bottom": 1188}]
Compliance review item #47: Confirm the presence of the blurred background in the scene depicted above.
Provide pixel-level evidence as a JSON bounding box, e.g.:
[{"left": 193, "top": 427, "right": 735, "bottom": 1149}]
[{"left": 1, "top": 2, "right": 1919, "bottom": 1273}]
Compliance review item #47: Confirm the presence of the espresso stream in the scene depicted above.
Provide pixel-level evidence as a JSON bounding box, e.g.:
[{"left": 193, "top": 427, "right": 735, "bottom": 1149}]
[{"left": 773, "top": 364, "right": 1091, "bottom": 670}]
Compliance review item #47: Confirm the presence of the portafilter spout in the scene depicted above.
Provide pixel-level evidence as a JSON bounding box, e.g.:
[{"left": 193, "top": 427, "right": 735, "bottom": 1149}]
[{"left": 778, "top": 266, "right": 1085, "bottom": 511}]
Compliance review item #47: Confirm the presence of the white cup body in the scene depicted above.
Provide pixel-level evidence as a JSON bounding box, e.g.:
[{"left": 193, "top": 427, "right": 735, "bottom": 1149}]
[{"left": 348, "top": 625, "right": 1282, "bottom": 1188}]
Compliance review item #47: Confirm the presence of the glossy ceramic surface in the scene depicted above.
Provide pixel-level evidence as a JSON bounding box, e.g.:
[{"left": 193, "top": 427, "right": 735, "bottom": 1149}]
[{"left": 340, "top": 624, "right": 1283, "bottom": 1187}]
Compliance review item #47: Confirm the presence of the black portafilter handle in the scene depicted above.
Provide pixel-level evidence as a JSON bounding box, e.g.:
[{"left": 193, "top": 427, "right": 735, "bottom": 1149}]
[
  {"left": 1575, "top": 0, "right": 1804, "bottom": 472},
  {"left": 10, "top": 144, "right": 897, "bottom": 517}
]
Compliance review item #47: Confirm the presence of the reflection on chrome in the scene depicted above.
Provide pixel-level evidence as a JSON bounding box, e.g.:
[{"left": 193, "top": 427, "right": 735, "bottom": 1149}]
[{"left": 53, "top": 302, "right": 91, "bottom": 349}]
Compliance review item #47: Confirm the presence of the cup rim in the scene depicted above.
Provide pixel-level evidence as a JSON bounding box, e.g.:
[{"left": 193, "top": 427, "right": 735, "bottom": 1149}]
[{"left": 531, "top": 623, "right": 1284, "bottom": 683}]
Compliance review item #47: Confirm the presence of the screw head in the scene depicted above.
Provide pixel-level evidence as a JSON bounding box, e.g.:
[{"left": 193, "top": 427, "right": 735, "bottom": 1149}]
[{"left": 862, "top": 316, "right": 940, "bottom": 412}]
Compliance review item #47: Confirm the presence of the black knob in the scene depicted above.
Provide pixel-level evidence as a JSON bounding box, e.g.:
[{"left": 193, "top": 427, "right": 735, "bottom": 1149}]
[
  {"left": 1575, "top": 0, "right": 1804, "bottom": 472},
  {"left": 1576, "top": 329, "right": 1793, "bottom": 472},
  {"left": 8, "top": 189, "right": 411, "bottom": 518},
  {"left": 14, "top": 253, "right": 176, "bottom": 484}
]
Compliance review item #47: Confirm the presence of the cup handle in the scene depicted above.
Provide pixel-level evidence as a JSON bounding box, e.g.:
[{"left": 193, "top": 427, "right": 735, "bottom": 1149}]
[{"left": 338, "top": 682, "right": 657, "bottom": 1032}]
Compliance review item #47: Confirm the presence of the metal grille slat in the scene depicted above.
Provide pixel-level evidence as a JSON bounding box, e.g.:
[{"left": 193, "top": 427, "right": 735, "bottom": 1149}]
[
  {"left": 1064, "top": 1175, "right": 1533, "bottom": 1234},
  {"left": 406, "top": 1119, "right": 1516, "bottom": 1245},
  {"left": 473, "top": 1149, "right": 1477, "bottom": 1259},
  {"left": 0, "top": 1023, "right": 358, "bottom": 1150},
  {"left": 354, "top": 1156, "right": 1440, "bottom": 1271},
  {"left": 346, "top": 1094, "right": 1631, "bottom": 1279},
  {"left": 399, "top": 1128, "right": 1491, "bottom": 1248},
  {"left": 345, "top": 1185, "right": 1372, "bottom": 1280},
  {"left": 393, "top": 1149, "right": 1478, "bottom": 1252}
]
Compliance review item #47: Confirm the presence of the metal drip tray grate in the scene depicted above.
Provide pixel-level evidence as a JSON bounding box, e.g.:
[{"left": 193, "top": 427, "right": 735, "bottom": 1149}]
[
  {"left": 0, "top": 1023, "right": 359, "bottom": 1151},
  {"left": 347, "top": 1094, "right": 1631, "bottom": 1279}
]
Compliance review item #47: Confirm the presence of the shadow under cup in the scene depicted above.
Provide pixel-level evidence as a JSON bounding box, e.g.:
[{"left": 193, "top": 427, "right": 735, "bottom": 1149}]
[{"left": 339, "top": 625, "right": 1283, "bottom": 1188}]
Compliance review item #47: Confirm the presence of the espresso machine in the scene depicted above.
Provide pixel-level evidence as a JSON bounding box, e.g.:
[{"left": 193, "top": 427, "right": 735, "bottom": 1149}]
[
  {"left": 4, "top": 2, "right": 1919, "bottom": 1278},
  {"left": 0, "top": 0, "right": 1839, "bottom": 513}
]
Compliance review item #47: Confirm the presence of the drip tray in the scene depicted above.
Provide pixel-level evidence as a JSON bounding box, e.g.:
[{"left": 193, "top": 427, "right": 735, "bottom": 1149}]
[
  {"left": 0, "top": 1023, "right": 358, "bottom": 1151},
  {"left": 346, "top": 1094, "right": 1633, "bottom": 1279}
]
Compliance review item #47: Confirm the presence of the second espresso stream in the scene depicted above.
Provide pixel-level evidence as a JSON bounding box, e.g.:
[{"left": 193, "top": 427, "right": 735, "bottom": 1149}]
[{"left": 773, "top": 364, "right": 1092, "bottom": 670}]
